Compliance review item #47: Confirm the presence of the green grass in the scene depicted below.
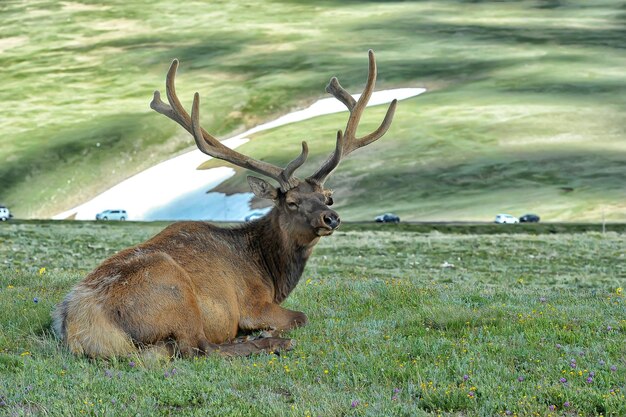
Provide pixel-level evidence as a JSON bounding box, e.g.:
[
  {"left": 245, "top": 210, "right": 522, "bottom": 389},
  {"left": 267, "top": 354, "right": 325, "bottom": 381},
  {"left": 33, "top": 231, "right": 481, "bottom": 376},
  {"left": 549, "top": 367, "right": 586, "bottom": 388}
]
[
  {"left": 1, "top": 0, "right": 625, "bottom": 221},
  {"left": 1, "top": 221, "right": 625, "bottom": 416}
]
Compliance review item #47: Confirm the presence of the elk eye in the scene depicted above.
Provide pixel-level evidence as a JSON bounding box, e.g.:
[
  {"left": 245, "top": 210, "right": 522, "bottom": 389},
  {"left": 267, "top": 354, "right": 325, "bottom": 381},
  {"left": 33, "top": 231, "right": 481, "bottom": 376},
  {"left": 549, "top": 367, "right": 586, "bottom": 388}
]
[
  {"left": 326, "top": 197, "right": 334, "bottom": 206},
  {"left": 287, "top": 202, "right": 299, "bottom": 210}
]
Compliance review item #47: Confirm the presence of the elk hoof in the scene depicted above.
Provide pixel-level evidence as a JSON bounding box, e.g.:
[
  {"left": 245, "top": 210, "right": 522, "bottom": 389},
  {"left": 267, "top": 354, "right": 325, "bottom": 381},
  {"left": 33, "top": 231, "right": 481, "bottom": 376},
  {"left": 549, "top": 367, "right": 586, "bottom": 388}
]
[
  {"left": 268, "top": 337, "right": 295, "bottom": 354},
  {"left": 259, "top": 329, "right": 280, "bottom": 338},
  {"left": 293, "top": 312, "right": 308, "bottom": 327}
]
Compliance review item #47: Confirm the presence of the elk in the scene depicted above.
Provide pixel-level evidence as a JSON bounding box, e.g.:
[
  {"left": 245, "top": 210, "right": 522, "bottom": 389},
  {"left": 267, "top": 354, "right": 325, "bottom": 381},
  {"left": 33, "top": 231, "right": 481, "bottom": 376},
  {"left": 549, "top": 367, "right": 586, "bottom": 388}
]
[{"left": 52, "top": 50, "right": 397, "bottom": 358}]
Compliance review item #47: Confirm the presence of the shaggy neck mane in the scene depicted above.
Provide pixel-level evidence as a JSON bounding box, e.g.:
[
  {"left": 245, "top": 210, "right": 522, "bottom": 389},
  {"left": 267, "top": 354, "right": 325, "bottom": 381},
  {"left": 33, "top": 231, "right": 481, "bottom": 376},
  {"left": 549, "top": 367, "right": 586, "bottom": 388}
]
[{"left": 243, "top": 209, "right": 317, "bottom": 303}]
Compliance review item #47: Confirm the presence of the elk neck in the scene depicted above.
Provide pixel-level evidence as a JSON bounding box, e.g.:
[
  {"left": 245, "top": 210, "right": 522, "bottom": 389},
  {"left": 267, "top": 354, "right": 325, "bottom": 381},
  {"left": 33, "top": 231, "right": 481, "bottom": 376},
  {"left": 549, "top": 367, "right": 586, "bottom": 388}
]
[{"left": 245, "top": 208, "right": 319, "bottom": 303}]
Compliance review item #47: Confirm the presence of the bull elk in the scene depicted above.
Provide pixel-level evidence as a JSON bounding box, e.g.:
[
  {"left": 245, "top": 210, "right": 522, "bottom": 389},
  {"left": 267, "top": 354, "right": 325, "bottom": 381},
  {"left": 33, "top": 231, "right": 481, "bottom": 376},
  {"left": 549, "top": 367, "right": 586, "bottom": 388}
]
[{"left": 52, "top": 50, "right": 397, "bottom": 358}]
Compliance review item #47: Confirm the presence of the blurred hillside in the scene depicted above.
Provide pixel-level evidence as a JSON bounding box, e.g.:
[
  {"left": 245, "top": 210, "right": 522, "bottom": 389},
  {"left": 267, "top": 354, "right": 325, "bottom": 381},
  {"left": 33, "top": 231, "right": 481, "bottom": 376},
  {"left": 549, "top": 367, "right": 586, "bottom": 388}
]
[{"left": 1, "top": 0, "right": 624, "bottom": 221}]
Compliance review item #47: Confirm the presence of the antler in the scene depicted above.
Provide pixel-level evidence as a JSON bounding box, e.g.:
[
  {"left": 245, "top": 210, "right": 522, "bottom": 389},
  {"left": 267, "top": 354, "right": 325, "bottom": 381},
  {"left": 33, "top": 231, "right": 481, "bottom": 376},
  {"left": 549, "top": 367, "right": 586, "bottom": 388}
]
[
  {"left": 307, "top": 50, "right": 397, "bottom": 185},
  {"left": 150, "top": 59, "right": 308, "bottom": 192}
]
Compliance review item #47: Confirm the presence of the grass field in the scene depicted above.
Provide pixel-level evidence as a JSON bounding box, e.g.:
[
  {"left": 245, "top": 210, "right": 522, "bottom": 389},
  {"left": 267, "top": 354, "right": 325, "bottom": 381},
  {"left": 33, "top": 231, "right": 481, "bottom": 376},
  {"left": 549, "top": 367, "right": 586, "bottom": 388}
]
[
  {"left": 1, "top": 0, "right": 625, "bottom": 221},
  {"left": 1, "top": 221, "right": 624, "bottom": 416}
]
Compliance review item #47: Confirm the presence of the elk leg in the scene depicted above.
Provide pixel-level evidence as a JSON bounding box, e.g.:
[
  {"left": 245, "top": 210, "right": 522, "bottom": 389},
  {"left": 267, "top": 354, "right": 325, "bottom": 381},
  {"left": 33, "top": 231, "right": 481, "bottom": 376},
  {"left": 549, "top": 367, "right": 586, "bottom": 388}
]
[
  {"left": 241, "top": 303, "right": 308, "bottom": 332},
  {"left": 109, "top": 252, "right": 215, "bottom": 358},
  {"left": 174, "top": 331, "right": 215, "bottom": 357},
  {"left": 212, "top": 337, "right": 294, "bottom": 357}
]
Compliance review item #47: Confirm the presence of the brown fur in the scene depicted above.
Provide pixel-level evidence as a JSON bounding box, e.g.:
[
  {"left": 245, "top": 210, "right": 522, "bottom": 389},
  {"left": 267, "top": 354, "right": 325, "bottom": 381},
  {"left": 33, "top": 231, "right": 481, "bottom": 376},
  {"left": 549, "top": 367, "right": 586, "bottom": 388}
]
[{"left": 53, "top": 181, "right": 336, "bottom": 358}]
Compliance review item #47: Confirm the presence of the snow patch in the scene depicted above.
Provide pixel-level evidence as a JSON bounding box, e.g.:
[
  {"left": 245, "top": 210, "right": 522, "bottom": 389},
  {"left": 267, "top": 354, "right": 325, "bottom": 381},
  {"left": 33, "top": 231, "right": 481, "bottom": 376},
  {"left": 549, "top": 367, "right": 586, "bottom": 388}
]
[{"left": 53, "top": 87, "right": 426, "bottom": 221}]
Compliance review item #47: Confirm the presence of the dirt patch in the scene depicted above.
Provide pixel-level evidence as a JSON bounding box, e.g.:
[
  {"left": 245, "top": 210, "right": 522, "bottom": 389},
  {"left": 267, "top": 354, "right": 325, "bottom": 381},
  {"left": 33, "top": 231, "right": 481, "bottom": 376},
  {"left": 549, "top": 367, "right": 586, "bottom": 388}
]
[
  {"left": 90, "top": 18, "right": 144, "bottom": 32},
  {"left": 0, "top": 36, "right": 28, "bottom": 53},
  {"left": 61, "top": 2, "right": 110, "bottom": 12}
]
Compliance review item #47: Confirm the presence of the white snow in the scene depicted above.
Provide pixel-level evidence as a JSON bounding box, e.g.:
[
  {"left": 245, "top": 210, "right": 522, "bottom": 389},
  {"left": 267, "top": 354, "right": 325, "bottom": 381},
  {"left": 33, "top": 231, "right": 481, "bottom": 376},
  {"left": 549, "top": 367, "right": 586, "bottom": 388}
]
[{"left": 53, "top": 87, "right": 426, "bottom": 221}]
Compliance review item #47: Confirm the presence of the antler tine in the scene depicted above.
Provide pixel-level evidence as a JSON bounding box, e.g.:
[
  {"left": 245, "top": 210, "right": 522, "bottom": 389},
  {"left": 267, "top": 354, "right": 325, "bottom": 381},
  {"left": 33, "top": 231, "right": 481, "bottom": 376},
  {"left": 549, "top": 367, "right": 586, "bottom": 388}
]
[
  {"left": 343, "top": 49, "right": 378, "bottom": 143},
  {"left": 357, "top": 98, "right": 397, "bottom": 147},
  {"left": 152, "top": 59, "right": 309, "bottom": 192},
  {"left": 150, "top": 60, "right": 215, "bottom": 143},
  {"left": 326, "top": 77, "right": 356, "bottom": 111},
  {"left": 282, "top": 141, "right": 309, "bottom": 186},
  {"left": 307, "top": 50, "right": 397, "bottom": 185},
  {"left": 307, "top": 130, "right": 345, "bottom": 184},
  {"left": 150, "top": 60, "right": 191, "bottom": 130}
]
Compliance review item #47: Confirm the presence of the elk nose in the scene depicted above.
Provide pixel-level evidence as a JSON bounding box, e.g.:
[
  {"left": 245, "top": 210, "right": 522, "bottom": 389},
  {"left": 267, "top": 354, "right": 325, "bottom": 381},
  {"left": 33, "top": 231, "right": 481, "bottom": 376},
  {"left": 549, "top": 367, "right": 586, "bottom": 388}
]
[{"left": 323, "top": 212, "right": 341, "bottom": 229}]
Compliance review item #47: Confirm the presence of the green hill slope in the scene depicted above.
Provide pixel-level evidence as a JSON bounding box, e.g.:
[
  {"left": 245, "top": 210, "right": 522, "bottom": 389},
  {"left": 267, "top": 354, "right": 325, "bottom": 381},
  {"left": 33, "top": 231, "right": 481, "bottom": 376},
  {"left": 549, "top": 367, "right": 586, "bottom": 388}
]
[{"left": 1, "top": 0, "right": 624, "bottom": 220}]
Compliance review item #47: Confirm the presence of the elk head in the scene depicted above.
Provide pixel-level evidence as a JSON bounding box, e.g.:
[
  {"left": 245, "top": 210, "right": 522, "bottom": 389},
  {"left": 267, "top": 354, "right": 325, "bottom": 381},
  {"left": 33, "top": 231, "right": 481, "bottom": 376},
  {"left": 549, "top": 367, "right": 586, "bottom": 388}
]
[{"left": 150, "top": 50, "right": 396, "bottom": 239}]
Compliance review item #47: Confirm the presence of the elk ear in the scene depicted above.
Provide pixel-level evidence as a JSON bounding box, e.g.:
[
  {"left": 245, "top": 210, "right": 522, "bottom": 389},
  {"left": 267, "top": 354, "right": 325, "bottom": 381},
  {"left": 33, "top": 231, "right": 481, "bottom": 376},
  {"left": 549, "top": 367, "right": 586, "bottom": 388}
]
[{"left": 247, "top": 176, "right": 278, "bottom": 200}]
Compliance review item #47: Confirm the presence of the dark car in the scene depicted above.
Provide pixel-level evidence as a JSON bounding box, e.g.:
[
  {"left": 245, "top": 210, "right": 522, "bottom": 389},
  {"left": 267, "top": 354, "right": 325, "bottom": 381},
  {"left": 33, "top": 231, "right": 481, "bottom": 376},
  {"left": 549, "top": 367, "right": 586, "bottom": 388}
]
[
  {"left": 519, "top": 214, "right": 540, "bottom": 223},
  {"left": 375, "top": 213, "right": 400, "bottom": 223}
]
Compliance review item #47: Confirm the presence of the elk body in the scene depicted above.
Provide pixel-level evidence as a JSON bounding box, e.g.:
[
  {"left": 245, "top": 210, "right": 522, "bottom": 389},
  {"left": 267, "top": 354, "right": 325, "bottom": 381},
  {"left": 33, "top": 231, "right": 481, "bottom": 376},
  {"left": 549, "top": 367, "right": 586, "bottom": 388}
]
[{"left": 52, "top": 51, "right": 397, "bottom": 358}]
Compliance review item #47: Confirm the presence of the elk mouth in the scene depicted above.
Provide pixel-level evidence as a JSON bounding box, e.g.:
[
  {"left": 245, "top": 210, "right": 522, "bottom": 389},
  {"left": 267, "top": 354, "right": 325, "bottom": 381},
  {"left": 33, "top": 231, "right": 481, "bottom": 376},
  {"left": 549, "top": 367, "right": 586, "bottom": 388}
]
[{"left": 316, "top": 226, "right": 335, "bottom": 236}]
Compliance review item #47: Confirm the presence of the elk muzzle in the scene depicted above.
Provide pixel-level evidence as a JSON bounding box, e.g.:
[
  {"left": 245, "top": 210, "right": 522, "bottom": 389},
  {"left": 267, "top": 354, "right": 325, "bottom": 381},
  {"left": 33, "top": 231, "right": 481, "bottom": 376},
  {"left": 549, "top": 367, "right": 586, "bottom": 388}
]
[{"left": 321, "top": 211, "right": 341, "bottom": 233}]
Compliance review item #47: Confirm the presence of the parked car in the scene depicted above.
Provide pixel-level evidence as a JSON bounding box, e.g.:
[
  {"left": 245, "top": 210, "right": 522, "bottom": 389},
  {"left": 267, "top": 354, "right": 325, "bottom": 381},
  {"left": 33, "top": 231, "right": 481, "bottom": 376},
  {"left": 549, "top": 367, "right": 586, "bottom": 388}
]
[
  {"left": 519, "top": 213, "right": 540, "bottom": 223},
  {"left": 375, "top": 213, "right": 400, "bottom": 223},
  {"left": 244, "top": 211, "right": 266, "bottom": 222},
  {"left": 495, "top": 213, "right": 519, "bottom": 224},
  {"left": 96, "top": 209, "right": 128, "bottom": 221},
  {"left": 0, "top": 206, "right": 12, "bottom": 221}
]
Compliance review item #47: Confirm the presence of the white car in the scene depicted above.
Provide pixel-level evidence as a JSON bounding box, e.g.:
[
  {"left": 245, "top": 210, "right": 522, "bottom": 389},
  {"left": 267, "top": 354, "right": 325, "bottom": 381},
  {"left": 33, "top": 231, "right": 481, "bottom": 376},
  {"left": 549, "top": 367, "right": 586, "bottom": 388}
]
[
  {"left": 495, "top": 213, "right": 519, "bottom": 224},
  {"left": 0, "top": 206, "right": 11, "bottom": 221},
  {"left": 96, "top": 209, "right": 128, "bottom": 221}
]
